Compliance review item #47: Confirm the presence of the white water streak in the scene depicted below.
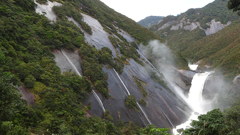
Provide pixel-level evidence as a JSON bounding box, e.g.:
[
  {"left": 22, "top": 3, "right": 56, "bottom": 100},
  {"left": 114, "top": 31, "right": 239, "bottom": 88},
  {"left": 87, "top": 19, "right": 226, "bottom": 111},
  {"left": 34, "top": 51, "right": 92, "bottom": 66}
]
[
  {"left": 61, "top": 50, "right": 82, "bottom": 77},
  {"left": 113, "top": 68, "right": 152, "bottom": 125},
  {"left": 61, "top": 50, "right": 105, "bottom": 113},
  {"left": 113, "top": 69, "right": 131, "bottom": 95},
  {"left": 92, "top": 90, "right": 106, "bottom": 112},
  {"left": 137, "top": 50, "right": 156, "bottom": 70},
  {"left": 137, "top": 102, "right": 152, "bottom": 125}
]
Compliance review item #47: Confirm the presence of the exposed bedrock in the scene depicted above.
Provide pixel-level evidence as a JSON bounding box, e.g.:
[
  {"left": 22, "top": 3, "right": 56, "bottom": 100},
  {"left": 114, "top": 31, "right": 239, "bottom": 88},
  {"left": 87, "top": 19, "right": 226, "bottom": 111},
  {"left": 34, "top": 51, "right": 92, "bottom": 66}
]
[
  {"left": 52, "top": 49, "right": 82, "bottom": 75},
  {"left": 202, "top": 72, "right": 229, "bottom": 100},
  {"left": 177, "top": 70, "right": 196, "bottom": 94},
  {"left": 91, "top": 59, "right": 191, "bottom": 128}
]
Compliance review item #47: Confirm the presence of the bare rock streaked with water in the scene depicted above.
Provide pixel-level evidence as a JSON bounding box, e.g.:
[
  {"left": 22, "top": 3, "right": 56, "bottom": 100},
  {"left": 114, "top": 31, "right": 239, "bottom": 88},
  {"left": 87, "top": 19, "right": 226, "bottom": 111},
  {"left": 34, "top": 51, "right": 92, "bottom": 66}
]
[
  {"left": 116, "top": 28, "right": 135, "bottom": 43},
  {"left": 34, "top": 0, "right": 62, "bottom": 22},
  {"left": 53, "top": 50, "right": 82, "bottom": 75},
  {"left": 80, "top": 13, "right": 117, "bottom": 57}
]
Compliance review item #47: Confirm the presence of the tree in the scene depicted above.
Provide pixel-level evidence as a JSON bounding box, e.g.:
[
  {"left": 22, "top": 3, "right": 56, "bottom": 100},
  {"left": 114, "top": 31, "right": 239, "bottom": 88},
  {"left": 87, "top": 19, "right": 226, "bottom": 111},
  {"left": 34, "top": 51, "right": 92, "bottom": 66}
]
[
  {"left": 228, "top": 0, "right": 240, "bottom": 15},
  {"left": 24, "top": 75, "right": 36, "bottom": 88},
  {"left": 125, "top": 95, "right": 138, "bottom": 110},
  {"left": 140, "top": 125, "right": 171, "bottom": 135},
  {"left": 183, "top": 109, "right": 225, "bottom": 135}
]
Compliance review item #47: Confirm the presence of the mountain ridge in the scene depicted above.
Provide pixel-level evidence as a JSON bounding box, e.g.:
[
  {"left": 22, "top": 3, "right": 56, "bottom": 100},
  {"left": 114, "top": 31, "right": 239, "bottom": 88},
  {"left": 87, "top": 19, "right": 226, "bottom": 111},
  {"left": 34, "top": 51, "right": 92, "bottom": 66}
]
[
  {"left": 148, "top": 0, "right": 240, "bottom": 78},
  {"left": 138, "top": 16, "right": 164, "bottom": 28}
]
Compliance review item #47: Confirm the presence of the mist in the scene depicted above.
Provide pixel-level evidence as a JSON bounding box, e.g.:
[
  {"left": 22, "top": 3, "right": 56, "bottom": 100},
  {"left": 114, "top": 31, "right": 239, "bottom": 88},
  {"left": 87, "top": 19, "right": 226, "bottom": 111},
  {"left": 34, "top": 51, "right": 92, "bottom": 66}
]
[
  {"left": 139, "top": 40, "right": 189, "bottom": 103},
  {"left": 139, "top": 40, "right": 238, "bottom": 111}
]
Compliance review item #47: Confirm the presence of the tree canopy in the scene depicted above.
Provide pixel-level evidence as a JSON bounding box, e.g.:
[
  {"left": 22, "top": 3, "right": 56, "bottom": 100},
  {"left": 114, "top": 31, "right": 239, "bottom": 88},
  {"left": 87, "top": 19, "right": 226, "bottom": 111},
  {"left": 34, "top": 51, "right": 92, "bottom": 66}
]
[{"left": 228, "top": 0, "right": 240, "bottom": 15}]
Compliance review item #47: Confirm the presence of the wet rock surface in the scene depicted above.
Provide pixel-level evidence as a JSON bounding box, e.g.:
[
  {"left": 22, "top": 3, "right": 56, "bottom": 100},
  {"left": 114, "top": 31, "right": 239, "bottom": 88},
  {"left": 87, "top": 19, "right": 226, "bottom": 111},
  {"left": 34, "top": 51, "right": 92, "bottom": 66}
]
[
  {"left": 178, "top": 70, "right": 196, "bottom": 93},
  {"left": 81, "top": 13, "right": 117, "bottom": 57},
  {"left": 34, "top": 0, "right": 62, "bottom": 22},
  {"left": 86, "top": 58, "right": 191, "bottom": 128},
  {"left": 53, "top": 50, "right": 82, "bottom": 75}
]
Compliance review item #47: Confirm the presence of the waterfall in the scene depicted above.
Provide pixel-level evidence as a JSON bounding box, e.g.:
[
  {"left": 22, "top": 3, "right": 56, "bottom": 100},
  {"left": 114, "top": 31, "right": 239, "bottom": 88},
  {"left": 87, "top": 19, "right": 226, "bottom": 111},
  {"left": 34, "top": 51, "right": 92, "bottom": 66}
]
[
  {"left": 188, "top": 63, "right": 198, "bottom": 71},
  {"left": 113, "top": 68, "right": 152, "bottom": 125},
  {"left": 61, "top": 50, "right": 82, "bottom": 76},
  {"left": 137, "top": 102, "right": 152, "bottom": 125},
  {"left": 61, "top": 50, "right": 106, "bottom": 113},
  {"left": 188, "top": 72, "right": 212, "bottom": 113},
  {"left": 173, "top": 64, "right": 212, "bottom": 135},
  {"left": 92, "top": 90, "right": 106, "bottom": 112},
  {"left": 113, "top": 69, "right": 131, "bottom": 95}
]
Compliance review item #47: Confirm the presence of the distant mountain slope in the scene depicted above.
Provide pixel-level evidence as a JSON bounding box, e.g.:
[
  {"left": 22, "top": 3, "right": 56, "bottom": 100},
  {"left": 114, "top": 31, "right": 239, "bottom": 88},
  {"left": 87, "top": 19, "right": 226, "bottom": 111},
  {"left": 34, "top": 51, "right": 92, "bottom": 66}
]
[
  {"left": 182, "top": 22, "right": 240, "bottom": 77},
  {"left": 149, "top": 0, "right": 240, "bottom": 78},
  {"left": 138, "top": 16, "right": 164, "bottom": 28}
]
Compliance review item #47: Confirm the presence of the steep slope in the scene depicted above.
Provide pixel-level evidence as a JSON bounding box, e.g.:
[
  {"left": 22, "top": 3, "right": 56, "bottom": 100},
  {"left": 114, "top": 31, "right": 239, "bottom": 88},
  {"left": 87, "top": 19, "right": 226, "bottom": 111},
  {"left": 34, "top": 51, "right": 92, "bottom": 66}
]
[
  {"left": 182, "top": 22, "right": 240, "bottom": 77},
  {"left": 138, "top": 16, "right": 164, "bottom": 28},
  {"left": 149, "top": 0, "right": 240, "bottom": 78},
  {"left": 0, "top": 0, "right": 191, "bottom": 134}
]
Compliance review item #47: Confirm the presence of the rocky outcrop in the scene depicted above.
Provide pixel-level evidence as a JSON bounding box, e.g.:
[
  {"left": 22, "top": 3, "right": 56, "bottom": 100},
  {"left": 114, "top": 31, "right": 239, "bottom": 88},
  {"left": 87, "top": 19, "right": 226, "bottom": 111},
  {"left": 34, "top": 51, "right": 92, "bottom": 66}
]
[
  {"left": 81, "top": 13, "right": 117, "bottom": 57},
  {"left": 52, "top": 11, "right": 192, "bottom": 128},
  {"left": 178, "top": 70, "right": 196, "bottom": 94},
  {"left": 34, "top": 0, "right": 62, "bottom": 22},
  {"left": 117, "top": 28, "right": 135, "bottom": 43},
  {"left": 204, "top": 19, "right": 231, "bottom": 35},
  {"left": 53, "top": 50, "right": 82, "bottom": 75},
  {"left": 168, "top": 18, "right": 231, "bottom": 36}
]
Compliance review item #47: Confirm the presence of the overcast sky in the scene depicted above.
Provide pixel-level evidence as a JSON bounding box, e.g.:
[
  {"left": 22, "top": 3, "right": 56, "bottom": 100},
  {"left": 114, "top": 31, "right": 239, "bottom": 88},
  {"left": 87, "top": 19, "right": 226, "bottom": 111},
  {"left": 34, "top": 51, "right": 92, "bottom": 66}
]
[{"left": 99, "top": 0, "right": 214, "bottom": 21}]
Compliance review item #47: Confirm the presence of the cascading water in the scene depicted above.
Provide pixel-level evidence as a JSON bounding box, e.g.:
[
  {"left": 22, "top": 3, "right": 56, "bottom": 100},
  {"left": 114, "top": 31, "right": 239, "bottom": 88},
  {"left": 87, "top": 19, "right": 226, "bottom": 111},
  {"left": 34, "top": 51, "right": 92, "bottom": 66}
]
[
  {"left": 188, "top": 72, "right": 212, "bottom": 113},
  {"left": 173, "top": 64, "right": 212, "bottom": 135},
  {"left": 113, "top": 68, "right": 152, "bottom": 125},
  {"left": 61, "top": 50, "right": 106, "bottom": 113},
  {"left": 92, "top": 90, "right": 106, "bottom": 112},
  {"left": 113, "top": 69, "right": 131, "bottom": 96},
  {"left": 137, "top": 49, "right": 176, "bottom": 127},
  {"left": 61, "top": 50, "right": 82, "bottom": 77},
  {"left": 188, "top": 63, "right": 199, "bottom": 71}
]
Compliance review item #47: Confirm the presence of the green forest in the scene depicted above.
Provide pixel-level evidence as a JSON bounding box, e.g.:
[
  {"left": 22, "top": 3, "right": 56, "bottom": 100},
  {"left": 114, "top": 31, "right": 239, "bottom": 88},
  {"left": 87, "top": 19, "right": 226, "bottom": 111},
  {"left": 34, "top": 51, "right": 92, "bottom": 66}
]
[
  {"left": 0, "top": 0, "right": 240, "bottom": 134},
  {"left": 0, "top": 0, "right": 166, "bottom": 134}
]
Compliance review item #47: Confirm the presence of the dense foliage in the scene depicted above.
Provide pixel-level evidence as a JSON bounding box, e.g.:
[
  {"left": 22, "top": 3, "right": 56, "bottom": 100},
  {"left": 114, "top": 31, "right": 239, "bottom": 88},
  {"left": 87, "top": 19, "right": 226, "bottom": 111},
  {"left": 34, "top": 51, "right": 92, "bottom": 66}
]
[
  {"left": 125, "top": 95, "right": 138, "bottom": 110},
  {"left": 0, "top": 0, "right": 172, "bottom": 134},
  {"left": 71, "top": 0, "right": 162, "bottom": 44},
  {"left": 228, "top": 0, "right": 240, "bottom": 15},
  {"left": 182, "top": 100, "right": 240, "bottom": 135}
]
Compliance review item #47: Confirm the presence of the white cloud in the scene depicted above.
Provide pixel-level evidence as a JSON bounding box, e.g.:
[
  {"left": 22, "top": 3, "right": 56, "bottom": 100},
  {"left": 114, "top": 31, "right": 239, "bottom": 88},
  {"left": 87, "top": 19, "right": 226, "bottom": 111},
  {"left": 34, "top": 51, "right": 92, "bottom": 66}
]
[{"left": 100, "top": 0, "right": 214, "bottom": 21}]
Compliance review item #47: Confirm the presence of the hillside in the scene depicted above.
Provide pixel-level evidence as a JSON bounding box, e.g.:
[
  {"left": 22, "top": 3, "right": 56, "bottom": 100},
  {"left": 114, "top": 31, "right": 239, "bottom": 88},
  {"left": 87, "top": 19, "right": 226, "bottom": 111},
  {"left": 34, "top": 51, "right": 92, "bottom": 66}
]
[
  {"left": 138, "top": 16, "right": 164, "bottom": 28},
  {"left": 149, "top": 0, "right": 240, "bottom": 78},
  {"left": 0, "top": 0, "right": 191, "bottom": 134},
  {"left": 182, "top": 22, "right": 240, "bottom": 78}
]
